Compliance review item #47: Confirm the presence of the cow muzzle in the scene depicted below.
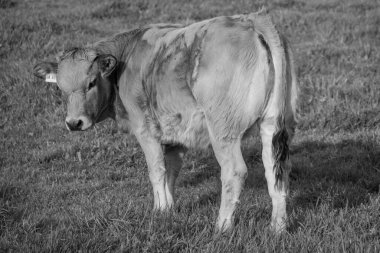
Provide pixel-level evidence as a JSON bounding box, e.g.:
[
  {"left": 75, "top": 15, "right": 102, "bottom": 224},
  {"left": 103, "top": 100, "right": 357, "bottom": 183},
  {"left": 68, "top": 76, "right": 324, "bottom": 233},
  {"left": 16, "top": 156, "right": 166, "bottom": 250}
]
[{"left": 65, "top": 116, "right": 92, "bottom": 131}]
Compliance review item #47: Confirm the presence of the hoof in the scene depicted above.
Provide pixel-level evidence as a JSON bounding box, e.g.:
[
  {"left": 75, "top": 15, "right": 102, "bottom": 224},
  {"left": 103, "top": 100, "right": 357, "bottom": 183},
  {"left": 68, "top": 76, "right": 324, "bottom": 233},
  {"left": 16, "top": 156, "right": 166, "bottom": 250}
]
[
  {"left": 152, "top": 203, "right": 173, "bottom": 212},
  {"left": 215, "top": 218, "right": 233, "bottom": 234},
  {"left": 270, "top": 220, "right": 287, "bottom": 234}
]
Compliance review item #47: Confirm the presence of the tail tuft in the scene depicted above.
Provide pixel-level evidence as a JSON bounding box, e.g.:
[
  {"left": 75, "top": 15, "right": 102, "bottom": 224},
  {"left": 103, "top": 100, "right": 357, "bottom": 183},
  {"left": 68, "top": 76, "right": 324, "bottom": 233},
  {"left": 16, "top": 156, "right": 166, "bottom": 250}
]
[{"left": 272, "top": 118, "right": 289, "bottom": 188}]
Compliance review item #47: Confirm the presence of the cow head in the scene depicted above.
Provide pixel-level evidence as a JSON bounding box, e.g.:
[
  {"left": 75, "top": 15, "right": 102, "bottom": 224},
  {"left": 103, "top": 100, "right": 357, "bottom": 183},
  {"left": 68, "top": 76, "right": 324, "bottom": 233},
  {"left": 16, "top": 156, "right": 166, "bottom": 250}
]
[{"left": 33, "top": 48, "right": 117, "bottom": 131}]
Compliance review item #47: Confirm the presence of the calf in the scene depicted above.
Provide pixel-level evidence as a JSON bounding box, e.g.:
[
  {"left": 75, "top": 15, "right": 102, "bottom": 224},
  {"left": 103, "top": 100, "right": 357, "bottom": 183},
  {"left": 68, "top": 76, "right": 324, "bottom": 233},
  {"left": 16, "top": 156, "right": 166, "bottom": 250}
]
[{"left": 34, "top": 10, "right": 297, "bottom": 233}]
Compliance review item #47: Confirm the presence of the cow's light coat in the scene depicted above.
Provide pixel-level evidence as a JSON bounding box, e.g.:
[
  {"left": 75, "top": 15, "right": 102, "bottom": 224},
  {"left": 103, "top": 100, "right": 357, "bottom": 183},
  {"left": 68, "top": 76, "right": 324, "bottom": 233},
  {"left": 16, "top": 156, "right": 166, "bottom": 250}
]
[{"left": 34, "top": 11, "right": 297, "bottom": 233}]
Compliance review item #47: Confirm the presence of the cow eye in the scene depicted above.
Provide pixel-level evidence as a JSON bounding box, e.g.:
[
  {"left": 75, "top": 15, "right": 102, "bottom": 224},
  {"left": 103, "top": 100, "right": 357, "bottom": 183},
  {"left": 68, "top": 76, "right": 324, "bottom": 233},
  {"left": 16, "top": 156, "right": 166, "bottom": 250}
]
[{"left": 88, "top": 80, "right": 96, "bottom": 90}]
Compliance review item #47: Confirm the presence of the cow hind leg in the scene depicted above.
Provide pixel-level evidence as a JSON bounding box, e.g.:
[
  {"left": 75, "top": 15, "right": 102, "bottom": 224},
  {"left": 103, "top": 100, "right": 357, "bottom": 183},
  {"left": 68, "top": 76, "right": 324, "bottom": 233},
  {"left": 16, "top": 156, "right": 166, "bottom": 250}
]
[
  {"left": 163, "top": 145, "right": 185, "bottom": 205},
  {"left": 260, "top": 117, "right": 291, "bottom": 233},
  {"left": 209, "top": 135, "right": 247, "bottom": 233}
]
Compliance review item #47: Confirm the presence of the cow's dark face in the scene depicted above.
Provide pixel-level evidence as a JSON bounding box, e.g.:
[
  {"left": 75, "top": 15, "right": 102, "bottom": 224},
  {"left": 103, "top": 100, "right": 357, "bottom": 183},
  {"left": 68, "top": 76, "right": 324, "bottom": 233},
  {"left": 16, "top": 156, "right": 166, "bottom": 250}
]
[{"left": 33, "top": 51, "right": 117, "bottom": 131}]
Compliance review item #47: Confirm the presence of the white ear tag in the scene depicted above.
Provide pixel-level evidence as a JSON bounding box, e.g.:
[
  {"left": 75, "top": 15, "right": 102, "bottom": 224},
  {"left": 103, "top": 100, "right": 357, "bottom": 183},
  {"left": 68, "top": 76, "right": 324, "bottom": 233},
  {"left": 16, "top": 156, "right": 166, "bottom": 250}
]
[{"left": 45, "top": 73, "right": 57, "bottom": 83}]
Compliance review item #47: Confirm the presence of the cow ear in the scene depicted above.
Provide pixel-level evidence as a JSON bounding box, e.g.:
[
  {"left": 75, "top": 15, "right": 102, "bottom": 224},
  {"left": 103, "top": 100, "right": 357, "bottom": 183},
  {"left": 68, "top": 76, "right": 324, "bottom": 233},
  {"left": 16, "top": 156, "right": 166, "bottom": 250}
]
[
  {"left": 97, "top": 54, "right": 117, "bottom": 77},
  {"left": 33, "top": 62, "right": 58, "bottom": 84}
]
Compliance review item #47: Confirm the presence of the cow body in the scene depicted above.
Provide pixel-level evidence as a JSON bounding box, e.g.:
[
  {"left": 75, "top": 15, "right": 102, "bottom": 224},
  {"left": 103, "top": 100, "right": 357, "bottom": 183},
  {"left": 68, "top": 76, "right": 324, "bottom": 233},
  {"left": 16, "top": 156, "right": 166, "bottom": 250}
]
[
  {"left": 34, "top": 11, "right": 297, "bottom": 233},
  {"left": 115, "top": 19, "right": 267, "bottom": 148}
]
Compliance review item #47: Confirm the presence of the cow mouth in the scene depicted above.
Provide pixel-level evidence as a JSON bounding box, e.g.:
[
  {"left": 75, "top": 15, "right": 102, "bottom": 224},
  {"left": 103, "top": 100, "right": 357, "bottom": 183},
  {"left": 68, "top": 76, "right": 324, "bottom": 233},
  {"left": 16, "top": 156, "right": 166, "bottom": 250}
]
[
  {"left": 65, "top": 103, "right": 110, "bottom": 131},
  {"left": 80, "top": 122, "right": 94, "bottom": 131}
]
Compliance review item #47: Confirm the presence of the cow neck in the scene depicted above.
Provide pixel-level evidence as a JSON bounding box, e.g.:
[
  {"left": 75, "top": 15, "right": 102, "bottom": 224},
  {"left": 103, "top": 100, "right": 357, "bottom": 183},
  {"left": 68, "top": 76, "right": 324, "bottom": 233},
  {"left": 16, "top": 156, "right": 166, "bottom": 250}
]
[
  {"left": 101, "top": 28, "right": 148, "bottom": 90},
  {"left": 93, "top": 28, "right": 148, "bottom": 121}
]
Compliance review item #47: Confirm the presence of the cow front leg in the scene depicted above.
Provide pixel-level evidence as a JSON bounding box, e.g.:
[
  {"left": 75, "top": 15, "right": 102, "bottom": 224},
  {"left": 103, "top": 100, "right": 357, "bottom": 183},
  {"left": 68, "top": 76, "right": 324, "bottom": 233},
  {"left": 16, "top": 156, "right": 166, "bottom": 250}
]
[
  {"left": 260, "top": 119, "right": 290, "bottom": 233},
  {"left": 210, "top": 138, "right": 247, "bottom": 232},
  {"left": 163, "top": 145, "right": 185, "bottom": 206},
  {"left": 135, "top": 133, "right": 171, "bottom": 210}
]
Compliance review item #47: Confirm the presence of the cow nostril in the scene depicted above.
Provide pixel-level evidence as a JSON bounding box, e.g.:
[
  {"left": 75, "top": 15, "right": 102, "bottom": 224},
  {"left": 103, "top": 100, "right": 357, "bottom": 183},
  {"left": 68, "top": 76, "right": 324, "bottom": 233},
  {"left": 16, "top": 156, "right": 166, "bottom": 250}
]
[{"left": 76, "top": 119, "right": 83, "bottom": 129}]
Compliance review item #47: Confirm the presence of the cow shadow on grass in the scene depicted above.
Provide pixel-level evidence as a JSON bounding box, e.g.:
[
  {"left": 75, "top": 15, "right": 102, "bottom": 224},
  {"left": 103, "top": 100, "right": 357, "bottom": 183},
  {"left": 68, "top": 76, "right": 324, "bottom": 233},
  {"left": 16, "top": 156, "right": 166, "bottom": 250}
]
[
  {"left": 285, "top": 139, "right": 380, "bottom": 232},
  {"left": 176, "top": 138, "right": 380, "bottom": 221},
  {"left": 289, "top": 139, "right": 380, "bottom": 208}
]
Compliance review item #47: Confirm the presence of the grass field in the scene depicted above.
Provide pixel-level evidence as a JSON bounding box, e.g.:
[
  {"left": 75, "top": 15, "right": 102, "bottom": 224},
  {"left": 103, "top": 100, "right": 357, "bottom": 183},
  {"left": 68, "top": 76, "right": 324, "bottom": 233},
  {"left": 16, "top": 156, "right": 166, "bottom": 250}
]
[{"left": 1, "top": 0, "right": 380, "bottom": 251}]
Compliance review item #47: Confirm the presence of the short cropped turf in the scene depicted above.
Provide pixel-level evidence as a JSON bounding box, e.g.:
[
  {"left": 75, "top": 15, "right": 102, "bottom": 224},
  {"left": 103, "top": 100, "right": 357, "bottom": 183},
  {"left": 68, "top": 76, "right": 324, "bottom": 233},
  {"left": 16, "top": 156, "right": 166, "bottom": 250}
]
[{"left": 1, "top": 0, "right": 379, "bottom": 252}]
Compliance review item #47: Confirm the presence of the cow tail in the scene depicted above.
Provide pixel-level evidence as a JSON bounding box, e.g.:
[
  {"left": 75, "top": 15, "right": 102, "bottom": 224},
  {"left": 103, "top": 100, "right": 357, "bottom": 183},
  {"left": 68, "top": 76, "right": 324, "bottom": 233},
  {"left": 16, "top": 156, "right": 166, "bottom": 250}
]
[
  {"left": 253, "top": 12, "right": 290, "bottom": 188},
  {"left": 272, "top": 34, "right": 289, "bottom": 189}
]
